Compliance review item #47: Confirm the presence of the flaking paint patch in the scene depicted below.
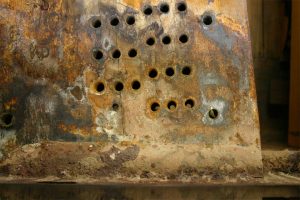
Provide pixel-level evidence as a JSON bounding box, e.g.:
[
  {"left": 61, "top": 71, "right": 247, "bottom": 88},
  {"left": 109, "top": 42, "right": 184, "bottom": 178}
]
[
  {"left": 27, "top": 93, "right": 57, "bottom": 115},
  {"left": 102, "top": 37, "right": 113, "bottom": 51},
  {"left": 95, "top": 111, "right": 132, "bottom": 141},
  {"left": 200, "top": 72, "right": 228, "bottom": 86}
]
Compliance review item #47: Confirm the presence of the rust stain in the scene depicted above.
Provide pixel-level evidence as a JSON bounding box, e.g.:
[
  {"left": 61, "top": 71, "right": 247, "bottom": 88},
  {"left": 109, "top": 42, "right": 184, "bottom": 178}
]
[
  {"left": 3, "top": 98, "right": 17, "bottom": 110},
  {"left": 0, "top": 0, "right": 263, "bottom": 182}
]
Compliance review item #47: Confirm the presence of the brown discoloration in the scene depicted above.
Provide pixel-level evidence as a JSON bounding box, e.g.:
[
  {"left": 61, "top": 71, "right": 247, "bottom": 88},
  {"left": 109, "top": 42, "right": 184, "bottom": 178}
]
[
  {"left": 100, "top": 145, "right": 139, "bottom": 166},
  {"left": 263, "top": 151, "right": 300, "bottom": 174},
  {"left": 70, "top": 86, "right": 83, "bottom": 100},
  {"left": 0, "top": 0, "right": 263, "bottom": 182}
]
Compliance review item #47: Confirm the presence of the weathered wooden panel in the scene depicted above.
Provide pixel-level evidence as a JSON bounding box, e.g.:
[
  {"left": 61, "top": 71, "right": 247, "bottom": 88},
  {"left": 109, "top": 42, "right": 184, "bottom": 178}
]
[
  {"left": 247, "top": 0, "right": 289, "bottom": 59},
  {"left": 289, "top": 0, "right": 300, "bottom": 148},
  {"left": 263, "top": 0, "right": 288, "bottom": 59},
  {"left": 247, "top": 0, "right": 263, "bottom": 58},
  {"left": 0, "top": 0, "right": 262, "bottom": 183}
]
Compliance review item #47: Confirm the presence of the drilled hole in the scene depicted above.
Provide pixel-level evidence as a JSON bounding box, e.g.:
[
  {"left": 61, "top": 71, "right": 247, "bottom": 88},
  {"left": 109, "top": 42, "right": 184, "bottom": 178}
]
[
  {"left": 185, "top": 99, "right": 195, "bottom": 108},
  {"left": 151, "top": 102, "right": 160, "bottom": 112},
  {"left": 96, "top": 82, "right": 105, "bottom": 93},
  {"left": 0, "top": 113, "right": 13, "bottom": 128},
  {"left": 182, "top": 66, "right": 191, "bottom": 75},
  {"left": 110, "top": 17, "right": 119, "bottom": 26},
  {"left": 203, "top": 14, "right": 213, "bottom": 26},
  {"left": 149, "top": 69, "right": 158, "bottom": 78},
  {"left": 115, "top": 82, "right": 124, "bottom": 92},
  {"left": 166, "top": 67, "right": 175, "bottom": 77},
  {"left": 131, "top": 80, "right": 141, "bottom": 90},
  {"left": 177, "top": 2, "right": 187, "bottom": 12},
  {"left": 160, "top": 3, "right": 169, "bottom": 13},
  {"left": 146, "top": 37, "right": 155, "bottom": 46},
  {"left": 179, "top": 34, "right": 189, "bottom": 43},
  {"left": 167, "top": 101, "right": 177, "bottom": 111},
  {"left": 93, "top": 50, "right": 103, "bottom": 60},
  {"left": 208, "top": 108, "right": 219, "bottom": 119},
  {"left": 143, "top": 6, "right": 153, "bottom": 15},
  {"left": 128, "top": 49, "right": 137, "bottom": 57},
  {"left": 126, "top": 16, "right": 135, "bottom": 25},
  {"left": 112, "top": 103, "right": 119, "bottom": 111},
  {"left": 112, "top": 49, "right": 121, "bottom": 59},
  {"left": 92, "top": 19, "right": 101, "bottom": 28},
  {"left": 162, "top": 35, "right": 171, "bottom": 45}
]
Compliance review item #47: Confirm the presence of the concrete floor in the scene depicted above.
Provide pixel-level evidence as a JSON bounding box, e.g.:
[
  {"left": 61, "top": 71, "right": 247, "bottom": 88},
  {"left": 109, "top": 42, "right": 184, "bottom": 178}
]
[{"left": 0, "top": 184, "right": 299, "bottom": 200}]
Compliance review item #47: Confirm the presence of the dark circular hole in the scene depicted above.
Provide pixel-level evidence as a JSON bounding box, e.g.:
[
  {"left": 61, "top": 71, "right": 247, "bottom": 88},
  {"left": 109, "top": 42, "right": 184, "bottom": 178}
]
[
  {"left": 162, "top": 35, "right": 171, "bottom": 45},
  {"left": 185, "top": 99, "right": 195, "bottom": 108},
  {"left": 93, "top": 50, "right": 103, "bottom": 60},
  {"left": 110, "top": 17, "right": 119, "bottom": 26},
  {"left": 182, "top": 66, "right": 191, "bottom": 75},
  {"left": 203, "top": 15, "right": 213, "bottom": 26},
  {"left": 160, "top": 3, "right": 169, "bottom": 13},
  {"left": 131, "top": 80, "right": 141, "bottom": 90},
  {"left": 112, "top": 49, "right": 121, "bottom": 59},
  {"left": 179, "top": 34, "right": 189, "bottom": 43},
  {"left": 177, "top": 2, "right": 187, "bottom": 12},
  {"left": 167, "top": 101, "right": 177, "bottom": 110},
  {"left": 151, "top": 102, "right": 160, "bottom": 112},
  {"left": 166, "top": 67, "right": 175, "bottom": 77},
  {"left": 143, "top": 6, "right": 153, "bottom": 15},
  {"left": 146, "top": 37, "right": 155, "bottom": 46},
  {"left": 92, "top": 19, "right": 101, "bottom": 28},
  {"left": 115, "top": 82, "right": 124, "bottom": 92},
  {"left": 96, "top": 82, "right": 105, "bottom": 93},
  {"left": 128, "top": 49, "right": 137, "bottom": 57},
  {"left": 148, "top": 69, "right": 158, "bottom": 78},
  {"left": 1, "top": 113, "right": 13, "bottom": 128},
  {"left": 112, "top": 103, "right": 119, "bottom": 111},
  {"left": 126, "top": 16, "right": 135, "bottom": 25},
  {"left": 208, "top": 108, "right": 219, "bottom": 119}
]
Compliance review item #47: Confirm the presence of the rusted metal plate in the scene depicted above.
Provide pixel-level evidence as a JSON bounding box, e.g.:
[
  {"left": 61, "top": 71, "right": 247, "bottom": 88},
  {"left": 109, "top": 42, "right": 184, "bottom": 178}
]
[{"left": 0, "top": 0, "right": 262, "bottom": 183}]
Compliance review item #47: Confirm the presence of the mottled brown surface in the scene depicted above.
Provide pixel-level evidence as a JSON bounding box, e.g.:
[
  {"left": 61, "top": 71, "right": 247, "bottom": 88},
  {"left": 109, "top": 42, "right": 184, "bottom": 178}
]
[
  {"left": 0, "top": 185, "right": 299, "bottom": 200},
  {"left": 0, "top": 0, "right": 263, "bottom": 182}
]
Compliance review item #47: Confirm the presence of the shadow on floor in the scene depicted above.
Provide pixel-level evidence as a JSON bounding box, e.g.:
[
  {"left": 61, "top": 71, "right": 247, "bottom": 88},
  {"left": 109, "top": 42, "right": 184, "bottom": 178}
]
[{"left": 0, "top": 184, "right": 299, "bottom": 200}]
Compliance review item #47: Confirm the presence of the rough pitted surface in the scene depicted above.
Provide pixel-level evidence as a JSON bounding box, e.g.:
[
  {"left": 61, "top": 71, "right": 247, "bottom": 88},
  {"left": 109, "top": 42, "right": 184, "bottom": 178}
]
[{"left": 0, "top": 0, "right": 264, "bottom": 182}]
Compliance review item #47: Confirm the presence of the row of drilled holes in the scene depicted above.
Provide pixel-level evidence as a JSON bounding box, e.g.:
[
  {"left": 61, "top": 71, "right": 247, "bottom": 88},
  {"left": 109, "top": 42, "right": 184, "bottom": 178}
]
[
  {"left": 96, "top": 80, "right": 141, "bottom": 93},
  {"left": 146, "top": 34, "right": 189, "bottom": 45},
  {"left": 92, "top": 10, "right": 213, "bottom": 31},
  {"left": 151, "top": 100, "right": 219, "bottom": 119},
  {"left": 95, "top": 64, "right": 191, "bottom": 93},
  {"left": 144, "top": 5, "right": 214, "bottom": 26},
  {"left": 151, "top": 98, "right": 194, "bottom": 112},
  {"left": 93, "top": 34, "right": 189, "bottom": 61},
  {"left": 91, "top": 2, "right": 189, "bottom": 29},
  {"left": 144, "top": 2, "right": 187, "bottom": 14},
  {"left": 95, "top": 66, "right": 192, "bottom": 93},
  {"left": 149, "top": 66, "right": 191, "bottom": 78}
]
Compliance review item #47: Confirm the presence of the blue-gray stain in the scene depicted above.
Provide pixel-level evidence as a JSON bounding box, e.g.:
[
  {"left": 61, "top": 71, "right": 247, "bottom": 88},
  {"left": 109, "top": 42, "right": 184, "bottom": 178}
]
[{"left": 205, "top": 24, "right": 233, "bottom": 50}]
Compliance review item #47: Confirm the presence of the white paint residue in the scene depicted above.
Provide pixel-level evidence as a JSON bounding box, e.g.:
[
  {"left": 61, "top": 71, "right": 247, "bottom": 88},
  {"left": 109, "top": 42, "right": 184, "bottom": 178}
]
[
  {"left": 110, "top": 153, "right": 116, "bottom": 160},
  {"left": 201, "top": 73, "right": 228, "bottom": 86},
  {"left": 102, "top": 37, "right": 113, "bottom": 51}
]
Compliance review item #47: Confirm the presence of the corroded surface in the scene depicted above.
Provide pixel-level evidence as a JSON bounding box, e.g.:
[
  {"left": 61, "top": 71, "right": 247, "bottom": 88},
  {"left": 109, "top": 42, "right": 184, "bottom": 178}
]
[{"left": 0, "top": 0, "right": 262, "bottom": 182}]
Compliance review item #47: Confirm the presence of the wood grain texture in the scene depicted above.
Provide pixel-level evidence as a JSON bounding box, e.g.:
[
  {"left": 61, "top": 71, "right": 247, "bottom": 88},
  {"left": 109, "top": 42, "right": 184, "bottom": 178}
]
[
  {"left": 247, "top": 0, "right": 288, "bottom": 59},
  {"left": 263, "top": 0, "right": 288, "bottom": 59},
  {"left": 289, "top": 0, "right": 300, "bottom": 148},
  {"left": 247, "top": 0, "right": 263, "bottom": 58}
]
